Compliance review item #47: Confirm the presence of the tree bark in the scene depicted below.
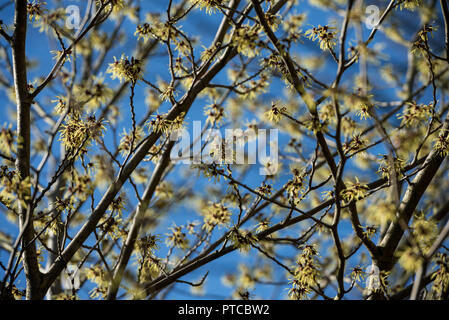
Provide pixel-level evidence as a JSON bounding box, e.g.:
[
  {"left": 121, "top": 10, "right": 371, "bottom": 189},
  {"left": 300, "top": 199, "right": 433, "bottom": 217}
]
[{"left": 12, "top": 0, "right": 42, "bottom": 299}]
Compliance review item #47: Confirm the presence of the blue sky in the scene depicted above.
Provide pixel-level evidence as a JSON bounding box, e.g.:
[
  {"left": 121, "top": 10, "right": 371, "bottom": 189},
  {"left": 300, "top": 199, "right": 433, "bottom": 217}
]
[{"left": 0, "top": 0, "right": 446, "bottom": 300}]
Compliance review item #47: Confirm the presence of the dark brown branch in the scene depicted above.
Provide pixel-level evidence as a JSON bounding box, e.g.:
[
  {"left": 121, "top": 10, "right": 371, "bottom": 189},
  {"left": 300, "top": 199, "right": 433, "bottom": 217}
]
[{"left": 9, "top": 0, "right": 41, "bottom": 300}]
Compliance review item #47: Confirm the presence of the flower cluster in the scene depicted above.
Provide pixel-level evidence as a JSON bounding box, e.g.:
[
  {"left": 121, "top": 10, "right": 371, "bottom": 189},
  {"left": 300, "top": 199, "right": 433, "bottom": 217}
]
[
  {"left": 0, "top": 125, "right": 15, "bottom": 157},
  {"left": 204, "top": 104, "right": 225, "bottom": 125},
  {"left": 202, "top": 202, "right": 232, "bottom": 231},
  {"left": 35, "top": 212, "right": 63, "bottom": 236},
  {"left": 166, "top": 225, "right": 189, "bottom": 250},
  {"left": 135, "top": 14, "right": 172, "bottom": 42},
  {"left": 107, "top": 55, "right": 143, "bottom": 83},
  {"left": 366, "top": 200, "right": 396, "bottom": 227},
  {"left": 362, "top": 226, "right": 377, "bottom": 239},
  {"left": 100, "top": 215, "right": 126, "bottom": 241},
  {"left": 0, "top": 166, "right": 31, "bottom": 211},
  {"left": 304, "top": 116, "right": 327, "bottom": 134},
  {"left": 33, "top": 8, "right": 66, "bottom": 33},
  {"left": 27, "top": 0, "right": 46, "bottom": 21},
  {"left": 159, "top": 84, "right": 176, "bottom": 102},
  {"left": 398, "top": 246, "right": 423, "bottom": 273},
  {"left": 350, "top": 266, "right": 366, "bottom": 283},
  {"left": 399, "top": 0, "right": 422, "bottom": 10},
  {"left": 263, "top": 12, "right": 281, "bottom": 31},
  {"left": 341, "top": 116, "right": 358, "bottom": 136},
  {"left": 118, "top": 126, "right": 145, "bottom": 157},
  {"left": 174, "top": 37, "right": 191, "bottom": 57},
  {"left": 318, "top": 104, "right": 336, "bottom": 123},
  {"left": 412, "top": 212, "right": 437, "bottom": 250},
  {"left": 232, "top": 25, "right": 262, "bottom": 58},
  {"left": 59, "top": 116, "right": 106, "bottom": 151},
  {"left": 255, "top": 218, "right": 270, "bottom": 233},
  {"left": 285, "top": 168, "right": 306, "bottom": 201},
  {"left": 155, "top": 181, "right": 174, "bottom": 200},
  {"left": 289, "top": 245, "right": 320, "bottom": 300},
  {"left": 340, "top": 177, "right": 369, "bottom": 204},
  {"left": 398, "top": 101, "right": 433, "bottom": 127},
  {"left": 135, "top": 23, "right": 152, "bottom": 42},
  {"left": 257, "top": 183, "right": 272, "bottom": 197},
  {"left": 85, "top": 265, "right": 111, "bottom": 299},
  {"left": 411, "top": 25, "right": 435, "bottom": 56},
  {"left": 229, "top": 227, "right": 258, "bottom": 253},
  {"left": 376, "top": 155, "right": 406, "bottom": 180},
  {"left": 67, "top": 170, "right": 93, "bottom": 202},
  {"left": 431, "top": 253, "right": 449, "bottom": 297},
  {"left": 264, "top": 103, "right": 287, "bottom": 123},
  {"left": 355, "top": 102, "right": 373, "bottom": 120},
  {"left": 136, "top": 234, "right": 160, "bottom": 255},
  {"left": 200, "top": 43, "right": 221, "bottom": 63},
  {"left": 96, "top": 0, "right": 126, "bottom": 13},
  {"left": 52, "top": 95, "right": 67, "bottom": 115},
  {"left": 282, "top": 13, "right": 305, "bottom": 39},
  {"left": 343, "top": 134, "right": 367, "bottom": 155},
  {"left": 190, "top": 0, "right": 226, "bottom": 15},
  {"left": 146, "top": 114, "right": 173, "bottom": 134},
  {"left": 262, "top": 54, "right": 290, "bottom": 84},
  {"left": 135, "top": 235, "right": 161, "bottom": 282},
  {"left": 73, "top": 79, "right": 114, "bottom": 111},
  {"left": 434, "top": 133, "right": 449, "bottom": 157},
  {"left": 305, "top": 25, "right": 337, "bottom": 51}
]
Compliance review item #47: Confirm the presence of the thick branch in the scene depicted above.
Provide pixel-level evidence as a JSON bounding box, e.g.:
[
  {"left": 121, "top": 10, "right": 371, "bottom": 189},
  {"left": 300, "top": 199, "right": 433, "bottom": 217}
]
[
  {"left": 12, "top": 0, "right": 41, "bottom": 300},
  {"left": 106, "top": 142, "right": 174, "bottom": 300},
  {"left": 379, "top": 116, "right": 449, "bottom": 270}
]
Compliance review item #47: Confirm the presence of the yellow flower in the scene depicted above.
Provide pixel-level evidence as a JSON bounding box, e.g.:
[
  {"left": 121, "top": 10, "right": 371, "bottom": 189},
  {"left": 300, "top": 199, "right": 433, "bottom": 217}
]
[
  {"left": 305, "top": 25, "right": 337, "bottom": 51},
  {"left": 285, "top": 169, "right": 306, "bottom": 200},
  {"left": 232, "top": 24, "right": 261, "bottom": 58},
  {"left": 376, "top": 155, "right": 406, "bottom": 180},
  {"left": 204, "top": 104, "right": 225, "bottom": 125},
  {"left": 190, "top": 0, "right": 227, "bottom": 15},
  {"left": 118, "top": 126, "right": 145, "bottom": 157},
  {"left": 343, "top": 134, "right": 367, "bottom": 154},
  {"left": 159, "top": 85, "right": 176, "bottom": 102},
  {"left": 155, "top": 181, "right": 174, "bottom": 200},
  {"left": 288, "top": 244, "right": 320, "bottom": 300},
  {"left": 399, "top": 0, "right": 422, "bottom": 10},
  {"left": 412, "top": 212, "right": 437, "bottom": 249},
  {"left": 107, "top": 55, "right": 143, "bottom": 83},
  {"left": 135, "top": 23, "right": 152, "bottom": 42},
  {"left": 398, "top": 246, "right": 423, "bottom": 273},
  {"left": 0, "top": 125, "right": 15, "bottom": 157},
  {"left": 398, "top": 101, "right": 433, "bottom": 127},
  {"left": 255, "top": 219, "right": 270, "bottom": 233},
  {"left": 27, "top": 1, "right": 46, "bottom": 21},
  {"left": 434, "top": 133, "right": 449, "bottom": 157},
  {"left": 146, "top": 114, "right": 172, "bottom": 134},
  {"left": 202, "top": 202, "right": 232, "bottom": 231},
  {"left": 431, "top": 253, "right": 449, "bottom": 296},
  {"left": 264, "top": 103, "right": 286, "bottom": 123},
  {"left": 166, "top": 225, "right": 189, "bottom": 250},
  {"left": 51, "top": 96, "right": 67, "bottom": 114},
  {"left": 85, "top": 265, "right": 111, "bottom": 299},
  {"left": 73, "top": 78, "right": 114, "bottom": 111},
  {"left": 319, "top": 104, "right": 336, "bottom": 123},
  {"left": 229, "top": 227, "right": 257, "bottom": 253},
  {"left": 350, "top": 266, "right": 366, "bottom": 283},
  {"left": 340, "top": 177, "right": 369, "bottom": 204},
  {"left": 59, "top": 116, "right": 106, "bottom": 151},
  {"left": 136, "top": 234, "right": 160, "bottom": 255},
  {"left": 288, "top": 283, "right": 311, "bottom": 300}
]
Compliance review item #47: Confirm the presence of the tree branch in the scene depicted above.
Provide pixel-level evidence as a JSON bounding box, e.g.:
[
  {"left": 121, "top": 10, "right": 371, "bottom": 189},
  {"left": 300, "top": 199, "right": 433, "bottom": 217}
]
[{"left": 10, "top": 0, "right": 41, "bottom": 300}]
